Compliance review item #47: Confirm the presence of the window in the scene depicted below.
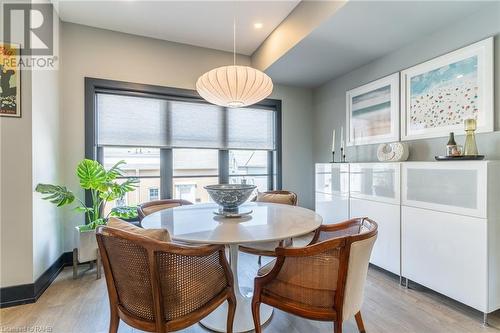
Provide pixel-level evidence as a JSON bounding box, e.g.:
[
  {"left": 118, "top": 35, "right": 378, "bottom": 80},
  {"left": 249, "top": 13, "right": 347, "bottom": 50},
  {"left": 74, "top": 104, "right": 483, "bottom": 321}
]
[
  {"left": 86, "top": 78, "right": 281, "bottom": 210},
  {"left": 102, "top": 147, "right": 160, "bottom": 216},
  {"left": 149, "top": 188, "right": 159, "bottom": 201},
  {"left": 173, "top": 149, "right": 219, "bottom": 203}
]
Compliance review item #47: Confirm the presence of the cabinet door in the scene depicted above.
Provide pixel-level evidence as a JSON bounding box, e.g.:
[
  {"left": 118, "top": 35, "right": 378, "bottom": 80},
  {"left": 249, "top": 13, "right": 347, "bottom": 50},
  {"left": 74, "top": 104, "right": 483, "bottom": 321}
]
[
  {"left": 315, "top": 192, "right": 349, "bottom": 224},
  {"left": 402, "top": 206, "right": 487, "bottom": 312},
  {"left": 315, "top": 164, "right": 349, "bottom": 195},
  {"left": 350, "top": 163, "right": 400, "bottom": 204},
  {"left": 402, "top": 162, "right": 487, "bottom": 218},
  {"left": 350, "top": 198, "right": 400, "bottom": 275}
]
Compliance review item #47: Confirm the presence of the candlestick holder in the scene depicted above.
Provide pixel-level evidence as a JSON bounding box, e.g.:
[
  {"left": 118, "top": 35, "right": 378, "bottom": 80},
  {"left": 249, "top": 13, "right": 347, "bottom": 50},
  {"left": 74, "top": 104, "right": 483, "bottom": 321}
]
[
  {"left": 331, "top": 151, "right": 335, "bottom": 163},
  {"left": 340, "top": 147, "right": 345, "bottom": 163}
]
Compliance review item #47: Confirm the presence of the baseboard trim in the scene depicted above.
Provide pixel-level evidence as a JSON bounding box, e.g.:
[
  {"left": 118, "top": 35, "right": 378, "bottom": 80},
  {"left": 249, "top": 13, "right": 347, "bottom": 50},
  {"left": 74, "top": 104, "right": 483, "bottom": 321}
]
[{"left": 0, "top": 251, "right": 73, "bottom": 308}]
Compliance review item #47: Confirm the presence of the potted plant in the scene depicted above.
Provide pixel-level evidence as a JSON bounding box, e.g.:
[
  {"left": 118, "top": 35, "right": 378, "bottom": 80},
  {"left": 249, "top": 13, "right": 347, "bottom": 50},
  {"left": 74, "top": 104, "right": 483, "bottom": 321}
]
[{"left": 35, "top": 159, "right": 138, "bottom": 263}]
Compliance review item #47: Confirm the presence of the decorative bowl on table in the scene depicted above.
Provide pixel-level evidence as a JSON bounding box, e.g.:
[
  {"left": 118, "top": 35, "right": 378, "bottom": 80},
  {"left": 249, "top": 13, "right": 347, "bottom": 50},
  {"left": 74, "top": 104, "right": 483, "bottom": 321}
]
[{"left": 204, "top": 184, "right": 256, "bottom": 217}]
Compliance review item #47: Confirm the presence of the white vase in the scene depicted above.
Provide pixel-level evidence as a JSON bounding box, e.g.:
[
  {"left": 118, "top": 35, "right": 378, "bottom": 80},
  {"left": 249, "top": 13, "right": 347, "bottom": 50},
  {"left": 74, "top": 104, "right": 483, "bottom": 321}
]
[{"left": 75, "top": 226, "right": 98, "bottom": 262}]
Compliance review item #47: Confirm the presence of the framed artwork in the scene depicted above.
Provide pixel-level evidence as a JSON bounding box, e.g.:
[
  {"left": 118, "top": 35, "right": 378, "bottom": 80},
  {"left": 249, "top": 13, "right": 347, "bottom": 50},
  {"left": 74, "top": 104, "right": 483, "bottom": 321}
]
[
  {"left": 401, "top": 37, "right": 493, "bottom": 140},
  {"left": 346, "top": 73, "right": 400, "bottom": 146},
  {"left": 0, "top": 43, "right": 21, "bottom": 118}
]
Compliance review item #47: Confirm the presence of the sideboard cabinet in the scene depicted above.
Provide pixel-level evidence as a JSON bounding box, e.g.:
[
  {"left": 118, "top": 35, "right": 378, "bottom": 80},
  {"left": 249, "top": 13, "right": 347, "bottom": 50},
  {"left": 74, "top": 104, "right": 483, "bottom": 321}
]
[
  {"left": 401, "top": 161, "right": 500, "bottom": 316},
  {"left": 314, "top": 161, "right": 500, "bottom": 320}
]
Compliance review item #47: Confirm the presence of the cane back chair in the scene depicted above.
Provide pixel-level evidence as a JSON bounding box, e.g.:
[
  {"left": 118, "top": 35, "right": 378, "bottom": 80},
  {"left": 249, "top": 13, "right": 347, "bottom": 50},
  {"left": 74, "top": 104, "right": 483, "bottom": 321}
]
[
  {"left": 252, "top": 217, "right": 378, "bottom": 333},
  {"left": 96, "top": 225, "right": 236, "bottom": 333}
]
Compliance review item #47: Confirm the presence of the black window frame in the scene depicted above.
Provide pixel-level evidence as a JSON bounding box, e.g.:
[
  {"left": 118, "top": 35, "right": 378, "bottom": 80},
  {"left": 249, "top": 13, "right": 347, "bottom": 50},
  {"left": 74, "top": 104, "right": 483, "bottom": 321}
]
[{"left": 85, "top": 77, "right": 282, "bottom": 206}]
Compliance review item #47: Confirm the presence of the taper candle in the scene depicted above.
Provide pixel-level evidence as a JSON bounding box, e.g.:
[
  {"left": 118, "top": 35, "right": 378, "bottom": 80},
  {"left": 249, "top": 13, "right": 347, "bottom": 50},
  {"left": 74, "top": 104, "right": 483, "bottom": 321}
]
[
  {"left": 340, "top": 126, "right": 344, "bottom": 149},
  {"left": 331, "top": 129, "right": 336, "bottom": 152}
]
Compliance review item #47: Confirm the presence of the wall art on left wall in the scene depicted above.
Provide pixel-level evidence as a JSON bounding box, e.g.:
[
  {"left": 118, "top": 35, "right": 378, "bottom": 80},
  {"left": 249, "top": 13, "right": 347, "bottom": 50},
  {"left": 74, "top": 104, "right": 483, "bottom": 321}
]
[
  {"left": 0, "top": 43, "right": 21, "bottom": 118},
  {"left": 346, "top": 73, "right": 400, "bottom": 146}
]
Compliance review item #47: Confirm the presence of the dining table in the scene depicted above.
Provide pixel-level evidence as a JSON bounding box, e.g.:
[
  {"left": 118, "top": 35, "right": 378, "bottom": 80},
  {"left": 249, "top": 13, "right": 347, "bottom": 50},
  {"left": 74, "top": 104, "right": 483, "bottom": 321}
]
[{"left": 141, "top": 201, "right": 323, "bottom": 333}]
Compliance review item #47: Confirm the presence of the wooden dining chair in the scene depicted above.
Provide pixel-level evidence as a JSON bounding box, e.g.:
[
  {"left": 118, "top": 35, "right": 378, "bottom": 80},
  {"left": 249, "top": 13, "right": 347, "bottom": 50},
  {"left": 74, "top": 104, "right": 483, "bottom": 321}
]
[
  {"left": 96, "top": 225, "right": 236, "bottom": 333},
  {"left": 252, "top": 217, "right": 378, "bottom": 333},
  {"left": 138, "top": 199, "right": 193, "bottom": 221},
  {"left": 239, "top": 190, "right": 298, "bottom": 265}
]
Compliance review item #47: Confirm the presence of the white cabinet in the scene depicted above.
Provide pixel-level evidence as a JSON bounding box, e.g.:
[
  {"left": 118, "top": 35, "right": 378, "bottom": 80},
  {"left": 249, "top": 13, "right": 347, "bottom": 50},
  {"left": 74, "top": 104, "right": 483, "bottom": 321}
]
[
  {"left": 402, "top": 206, "right": 487, "bottom": 311},
  {"left": 315, "top": 163, "right": 349, "bottom": 224},
  {"left": 402, "top": 162, "right": 487, "bottom": 218},
  {"left": 350, "top": 163, "right": 400, "bottom": 205},
  {"left": 351, "top": 198, "right": 400, "bottom": 275},
  {"left": 401, "top": 161, "right": 500, "bottom": 314},
  {"left": 315, "top": 192, "right": 349, "bottom": 224},
  {"left": 349, "top": 163, "right": 401, "bottom": 275},
  {"left": 314, "top": 161, "right": 500, "bottom": 316}
]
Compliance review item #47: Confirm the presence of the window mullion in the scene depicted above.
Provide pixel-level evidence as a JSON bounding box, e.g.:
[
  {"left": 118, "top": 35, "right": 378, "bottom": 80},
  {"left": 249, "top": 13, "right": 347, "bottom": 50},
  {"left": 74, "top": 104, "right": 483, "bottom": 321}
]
[
  {"left": 160, "top": 148, "right": 173, "bottom": 199},
  {"left": 267, "top": 151, "right": 274, "bottom": 190},
  {"left": 219, "top": 150, "right": 229, "bottom": 184}
]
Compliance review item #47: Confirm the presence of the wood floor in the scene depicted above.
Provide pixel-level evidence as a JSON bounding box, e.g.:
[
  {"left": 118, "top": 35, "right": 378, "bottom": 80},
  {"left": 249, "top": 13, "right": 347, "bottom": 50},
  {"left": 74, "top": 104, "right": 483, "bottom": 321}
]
[{"left": 1, "top": 253, "right": 499, "bottom": 333}]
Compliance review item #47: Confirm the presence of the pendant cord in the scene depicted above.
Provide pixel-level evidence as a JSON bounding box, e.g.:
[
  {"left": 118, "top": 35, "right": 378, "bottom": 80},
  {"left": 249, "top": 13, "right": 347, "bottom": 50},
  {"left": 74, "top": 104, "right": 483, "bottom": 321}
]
[{"left": 233, "top": 16, "right": 236, "bottom": 66}]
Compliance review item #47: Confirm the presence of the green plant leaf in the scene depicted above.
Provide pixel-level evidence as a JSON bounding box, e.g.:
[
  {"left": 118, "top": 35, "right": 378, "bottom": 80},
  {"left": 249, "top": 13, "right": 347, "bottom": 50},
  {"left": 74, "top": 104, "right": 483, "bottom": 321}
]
[
  {"left": 76, "top": 159, "right": 107, "bottom": 190},
  {"left": 105, "top": 160, "right": 126, "bottom": 181},
  {"left": 74, "top": 206, "right": 93, "bottom": 213},
  {"left": 110, "top": 206, "right": 138, "bottom": 219},
  {"left": 35, "top": 184, "right": 75, "bottom": 207},
  {"left": 79, "top": 218, "right": 106, "bottom": 231},
  {"left": 102, "top": 178, "right": 139, "bottom": 202}
]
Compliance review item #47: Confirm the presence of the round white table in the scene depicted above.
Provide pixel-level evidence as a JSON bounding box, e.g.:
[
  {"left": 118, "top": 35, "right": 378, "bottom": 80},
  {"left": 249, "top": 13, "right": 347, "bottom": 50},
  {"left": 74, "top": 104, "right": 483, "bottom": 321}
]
[{"left": 141, "top": 202, "right": 323, "bottom": 333}]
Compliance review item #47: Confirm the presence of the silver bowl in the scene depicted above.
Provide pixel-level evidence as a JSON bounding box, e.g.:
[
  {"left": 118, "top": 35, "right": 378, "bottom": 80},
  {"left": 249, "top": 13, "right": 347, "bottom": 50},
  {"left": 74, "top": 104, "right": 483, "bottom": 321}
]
[{"left": 204, "top": 184, "right": 257, "bottom": 212}]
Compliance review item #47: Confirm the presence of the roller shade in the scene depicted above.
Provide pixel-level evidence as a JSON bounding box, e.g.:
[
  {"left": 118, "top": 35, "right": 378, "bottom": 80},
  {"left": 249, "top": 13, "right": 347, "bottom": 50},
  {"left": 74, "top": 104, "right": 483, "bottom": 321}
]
[
  {"left": 227, "top": 107, "right": 275, "bottom": 150},
  {"left": 96, "top": 93, "right": 276, "bottom": 150}
]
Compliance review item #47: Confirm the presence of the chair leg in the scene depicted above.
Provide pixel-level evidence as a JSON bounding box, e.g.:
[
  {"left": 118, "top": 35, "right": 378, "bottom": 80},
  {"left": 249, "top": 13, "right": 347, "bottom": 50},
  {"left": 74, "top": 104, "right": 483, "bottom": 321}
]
[
  {"left": 355, "top": 311, "right": 366, "bottom": 333},
  {"left": 109, "top": 306, "right": 119, "bottom": 333},
  {"left": 334, "top": 321, "right": 342, "bottom": 333},
  {"left": 252, "top": 300, "right": 262, "bottom": 333},
  {"left": 227, "top": 294, "right": 236, "bottom": 333}
]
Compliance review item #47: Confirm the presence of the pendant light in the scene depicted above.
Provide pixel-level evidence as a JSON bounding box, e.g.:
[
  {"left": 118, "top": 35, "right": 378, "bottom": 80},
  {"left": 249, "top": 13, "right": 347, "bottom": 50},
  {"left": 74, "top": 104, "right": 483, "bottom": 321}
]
[{"left": 196, "top": 17, "right": 273, "bottom": 108}]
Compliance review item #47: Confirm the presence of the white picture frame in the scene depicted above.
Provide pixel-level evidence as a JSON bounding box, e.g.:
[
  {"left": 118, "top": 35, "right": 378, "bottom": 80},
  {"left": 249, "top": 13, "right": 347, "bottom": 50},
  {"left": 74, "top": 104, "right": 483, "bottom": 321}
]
[
  {"left": 400, "top": 37, "right": 494, "bottom": 141},
  {"left": 346, "top": 73, "right": 400, "bottom": 146}
]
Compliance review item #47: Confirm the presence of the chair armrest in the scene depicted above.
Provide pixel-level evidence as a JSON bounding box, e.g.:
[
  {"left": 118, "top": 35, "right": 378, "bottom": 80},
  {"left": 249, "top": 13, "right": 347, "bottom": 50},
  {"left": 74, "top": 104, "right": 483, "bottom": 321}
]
[{"left": 310, "top": 217, "right": 370, "bottom": 244}]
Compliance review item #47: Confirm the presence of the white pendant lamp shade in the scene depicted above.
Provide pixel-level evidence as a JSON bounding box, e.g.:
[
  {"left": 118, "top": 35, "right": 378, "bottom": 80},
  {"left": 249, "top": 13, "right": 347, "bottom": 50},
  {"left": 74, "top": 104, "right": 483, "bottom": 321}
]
[{"left": 196, "top": 65, "right": 273, "bottom": 108}]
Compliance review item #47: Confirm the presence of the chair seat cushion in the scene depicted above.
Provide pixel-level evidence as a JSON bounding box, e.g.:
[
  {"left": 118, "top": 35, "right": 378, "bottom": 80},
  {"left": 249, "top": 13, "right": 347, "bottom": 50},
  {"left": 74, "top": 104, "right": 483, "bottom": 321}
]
[
  {"left": 239, "top": 238, "right": 292, "bottom": 256},
  {"left": 142, "top": 203, "right": 182, "bottom": 216},
  {"left": 107, "top": 217, "right": 171, "bottom": 242},
  {"left": 292, "top": 232, "right": 315, "bottom": 247},
  {"left": 258, "top": 260, "right": 276, "bottom": 276},
  {"left": 256, "top": 192, "right": 296, "bottom": 205}
]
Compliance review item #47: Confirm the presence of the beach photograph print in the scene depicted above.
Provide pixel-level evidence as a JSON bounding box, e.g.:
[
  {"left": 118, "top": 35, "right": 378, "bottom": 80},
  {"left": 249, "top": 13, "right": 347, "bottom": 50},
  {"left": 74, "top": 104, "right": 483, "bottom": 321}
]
[
  {"left": 401, "top": 37, "right": 493, "bottom": 140},
  {"left": 0, "top": 43, "right": 21, "bottom": 117},
  {"left": 409, "top": 56, "right": 478, "bottom": 131},
  {"left": 347, "top": 73, "right": 399, "bottom": 146}
]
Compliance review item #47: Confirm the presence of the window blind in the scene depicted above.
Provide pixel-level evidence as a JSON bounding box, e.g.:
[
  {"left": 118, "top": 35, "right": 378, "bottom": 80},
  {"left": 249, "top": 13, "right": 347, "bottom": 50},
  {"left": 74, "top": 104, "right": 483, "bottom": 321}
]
[
  {"left": 97, "top": 94, "right": 169, "bottom": 147},
  {"left": 96, "top": 93, "right": 276, "bottom": 150}
]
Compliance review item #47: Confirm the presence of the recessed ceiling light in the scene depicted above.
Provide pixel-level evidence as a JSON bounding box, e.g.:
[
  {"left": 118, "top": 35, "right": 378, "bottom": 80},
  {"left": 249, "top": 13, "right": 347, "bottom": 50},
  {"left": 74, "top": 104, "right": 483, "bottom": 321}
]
[{"left": 254, "top": 22, "right": 263, "bottom": 29}]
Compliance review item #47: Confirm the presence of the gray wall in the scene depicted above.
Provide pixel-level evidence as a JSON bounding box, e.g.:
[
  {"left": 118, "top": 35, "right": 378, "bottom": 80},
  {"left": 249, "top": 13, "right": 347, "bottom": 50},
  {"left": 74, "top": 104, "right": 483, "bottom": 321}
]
[
  {"left": 313, "top": 3, "right": 500, "bottom": 163},
  {"left": 0, "top": 6, "right": 63, "bottom": 287}
]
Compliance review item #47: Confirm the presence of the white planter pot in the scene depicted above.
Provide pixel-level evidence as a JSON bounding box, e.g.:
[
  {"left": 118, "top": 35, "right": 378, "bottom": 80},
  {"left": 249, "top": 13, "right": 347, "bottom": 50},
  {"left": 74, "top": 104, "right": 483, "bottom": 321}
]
[{"left": 75, "top": 226, "right": 98, "bottom": 262}]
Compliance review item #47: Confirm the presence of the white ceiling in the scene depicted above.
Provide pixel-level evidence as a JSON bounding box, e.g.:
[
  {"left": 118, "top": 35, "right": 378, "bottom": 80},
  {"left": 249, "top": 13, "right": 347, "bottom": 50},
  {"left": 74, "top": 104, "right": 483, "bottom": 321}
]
[
  {"left": 54, "top": 0, "right": 300, "bottom": 55},
  {"left": 266, "top": 1, "right": 492, "bottom": 87}
]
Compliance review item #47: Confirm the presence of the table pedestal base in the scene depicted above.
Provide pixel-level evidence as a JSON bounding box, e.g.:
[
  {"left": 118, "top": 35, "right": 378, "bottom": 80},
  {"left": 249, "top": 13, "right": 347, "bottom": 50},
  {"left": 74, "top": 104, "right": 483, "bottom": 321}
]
[
  {"left": 200, "top": 244, "right": 273, "bottom": 332},
  {"left": 200, "top": 286, "right": 273, "bottom": 332}
]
